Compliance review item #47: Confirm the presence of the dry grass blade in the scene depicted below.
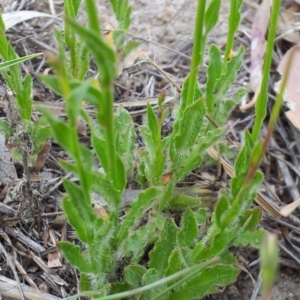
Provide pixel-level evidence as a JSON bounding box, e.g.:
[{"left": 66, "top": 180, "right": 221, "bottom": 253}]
[
  {"left": 0, "top": 242, "right": 25, "bottom": 300},
  {"left": 2, "top": 11, "right": 59, "bottom": 31},
  {"left": 206, "top": 147, "right": 281, "bottom": 217},
  {"left": 280, "top": 198, "right": 300, "bottom": 217}
]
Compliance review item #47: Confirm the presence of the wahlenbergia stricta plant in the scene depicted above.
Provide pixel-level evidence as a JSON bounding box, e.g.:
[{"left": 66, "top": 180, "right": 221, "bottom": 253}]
[{"left": 39, "top": 0, "right": 283, "bottom": 298}]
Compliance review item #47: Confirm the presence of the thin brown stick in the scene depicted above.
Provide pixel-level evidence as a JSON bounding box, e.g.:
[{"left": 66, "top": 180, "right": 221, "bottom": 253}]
[{"left": 0, "top": 242, "right": 25, "bottom": 300}]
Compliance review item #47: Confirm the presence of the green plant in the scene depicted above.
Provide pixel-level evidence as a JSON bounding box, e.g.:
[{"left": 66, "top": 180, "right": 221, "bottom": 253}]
[
  {"left": 0, "top": 15, "right": 51, "bottom": 172},
  {"left": 37, "top": 0, "right": 283, "bottom": 299}
]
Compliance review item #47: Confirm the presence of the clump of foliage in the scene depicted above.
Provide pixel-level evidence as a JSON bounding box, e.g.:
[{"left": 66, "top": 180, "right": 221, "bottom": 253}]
[{"left": 0, "top": 0, "right": 284, "bottom": 299}]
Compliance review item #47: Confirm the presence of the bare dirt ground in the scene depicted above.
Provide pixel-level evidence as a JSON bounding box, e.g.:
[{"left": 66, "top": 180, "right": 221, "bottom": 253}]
[{"left": 1, "top": 0, "right": 300, "bottom": 299}]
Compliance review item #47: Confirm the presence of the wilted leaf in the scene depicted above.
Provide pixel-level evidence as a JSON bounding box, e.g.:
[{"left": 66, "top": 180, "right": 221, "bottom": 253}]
[
  {"left": 2, "top": 11, "right": 59, "bottom": 31},
  {"left": 277, "top": 4, "right": 300, "bottom": 44},
  {"left": 48, "top": 251, "right": 62, "bottom": 268},
  {"left": 32, "top": 140, "right": 51, "bottom": 171}
]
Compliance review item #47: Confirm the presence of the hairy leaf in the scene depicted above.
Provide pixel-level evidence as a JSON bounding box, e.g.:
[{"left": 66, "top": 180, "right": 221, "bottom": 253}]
[
  {"left": 58, "top": 241, "right": 95, "bottom": 273},
  {"left": 169, "top": 265, "right": 239, "bottom": 299},
  {"left": 117, "top": 187, "right": 165, "bottom": 244},
  {"left": 149, "top": 219, "right": 177, "bottom": 275},
  {"left": 124, "top": 264, "right": 147, "bottom": 288},
  {"left": 177, "top": 209, "right": 198, "bottom": 248}
]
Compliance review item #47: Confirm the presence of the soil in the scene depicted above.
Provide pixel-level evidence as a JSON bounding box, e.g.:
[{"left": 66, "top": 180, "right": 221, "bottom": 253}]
[{"left": 1, "top": 0, "right": 300, "bottom": 299}]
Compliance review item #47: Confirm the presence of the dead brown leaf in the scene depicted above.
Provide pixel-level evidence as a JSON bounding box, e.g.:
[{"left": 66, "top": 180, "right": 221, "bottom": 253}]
[
  {"left": 277, "top": 4, "right": 300, "bottom": 43},
  {"left": 47, "top": 252, "right": 62, "bottom": 268},
  {"left": 275, "top": 43, "right": 300, "bottom": 131}
]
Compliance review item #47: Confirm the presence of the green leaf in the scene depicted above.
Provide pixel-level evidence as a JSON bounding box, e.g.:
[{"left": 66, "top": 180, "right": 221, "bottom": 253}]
[
  {"left": 0, "top": 15, "right": 8, "bottom": 57},
  {"left": 193, "top": 225, "right": 239, "bottom": 261},
  {"left": 63, "top": 179, "right": 106, "bottom": 243},
  {"left": 59, "top": 160, "right": 78, "bottom": 174},
  {"left": 234, "top": 229, "right": 264, "bottom": 248},
  {"left": 66, "top": 79, "right": 100, "bottom": 118},
  {"left": 204, "top": 0, "right": 221, "bottom": 34},
  {"left": 140, "top": 125, "right": 165, "bottom": 185},
  {"left": 109, "top": 0, "right": 132, "bottom": 30},
  {"left": 231, "top": 0, "right": 243, "bottom": 33},
  {"left": 216, "top": 46, "right": 244, "bottom": 96},
  {"left": 206, "top": 45, "right": 222, "bottom": 115},
  {"left": 158, "top": 182, "right": 174, "bottom": 211},
  {"left": 92, "top": 134, "right": 109, "bottom": 172},
  {"left": 114, "top": 151, "right": 127, "bottom": 193},
  {"left": 169, "top": 265, "right": 239, "bottom": 300},
  {"left": 146, "top": 103, "right": 159, "bottom": 144},
  {"left": 92, "top": 172, "right": 122, "bottom": 207},
  {"left": 110, "top": 282, "right": 131, "bottom": 294},
  {"left": 172, "top": 127, "right": 225, "bottom": 182},
  {"left": 124, "top": 264, "right": 147, "bottom": 288},
  {"left": 142, "top": 268, "right": 168, "bottom": 300},
  {"left": 123, "top": 223, "right": 156, "bottom": 260},
  {"left": 79, "top": 273, "right": 91, "bottom": 292},
  {"left": 204, "top": 46, "right": 245, "bottom": 126},
  {"left": 112, "top": 30, "right": 126, "bottom": 50},
  {"left": 194, "top": 208, "right": 208, "bottom": 224},
  {"left": 239, "top": 207, "right": 262, "bottom": 231},
  {"left": 122, "top": 40, "right": 139, "bottom": 56},
  {"left": 177, "top": 209, "right": 198, "bottom": 248},
  {"left": 231, "top": 130, "right": 254, "bottom": 197},
  {"left": 58, "top": 241, "right": 95, "bottom": 273},
  {"left": 77, "top": 44, "right": 90, "bottom": 80},
  {"left": 169, "top": 194, "right": 201, "bottom": 211},
  {"left": 170, "top": 98, "right": 205, "bottom": 162},
  {"left": 40, "top": 109, "right": 74, "bottom": 155},
  {"left": 219, "top": 251, "right": 237, "bottom": 265},
  {"left": 25, "top": 119, "right": 51, "bottom": 155},
  {"left": 64, "top": 0, "right": 76, "bottom": 18},
  {"left": 214, "top": 194, "right": 230, "bottom": 227},
  {"left": 226, "top": 170, "right": 263, "bottom": 226},
  {"left": 0, "top": 53, "right": 42, "bottom": 71},
  {"left": 165, "top": 250, "right": 182, "bottom": 277},
  {"left": 39, "top": 75, "right": 81, "bottom": 95},
  {"left": 117, "top": 187, "right": 165, "bottom": 244},
  {"left": 155, "top": 214, "right": 167, "bottom": 232},
  {"left": 114, "top": 107, "right": 136, "bottom": 176},
  {"left": 62, "top": 197, "right": 90, "bottom": 243},
  {"left": 149, "top": 219, "right": 177, "bottom": 275},
  {"left": 180, "top": 75, "right": 202, "bottom": 110}
]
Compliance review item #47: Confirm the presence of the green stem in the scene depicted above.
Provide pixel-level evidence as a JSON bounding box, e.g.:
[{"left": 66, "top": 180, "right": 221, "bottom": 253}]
[
  {"left": 85, "top": 0, "right": 102, "bottom": 36},
  {"left": 251, "top": 0, "right": 281, "bottom": 142},
  {"left": 99, "top": 88, "right": 119, "bottom": 189},
  {"left": 51, "top": 52, "right": 92, "bottom": 203},
  {"left": 224, "top": 0, "right": 237, "bottom": 62},
  {"left": 84, "top": 0, "right": 119, "bottom": 190},
  {"left": 186, "top": 0, "right": 206, "bottom": 106}
]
